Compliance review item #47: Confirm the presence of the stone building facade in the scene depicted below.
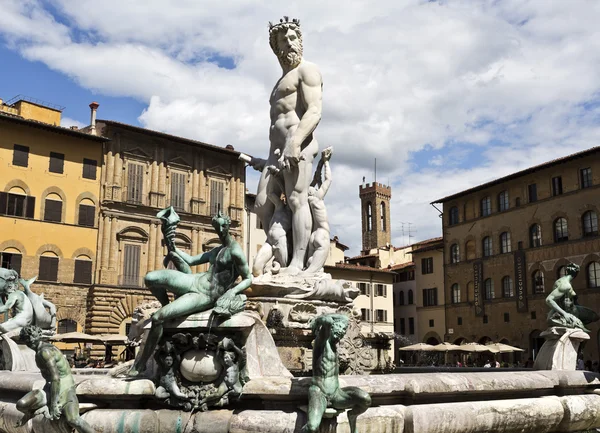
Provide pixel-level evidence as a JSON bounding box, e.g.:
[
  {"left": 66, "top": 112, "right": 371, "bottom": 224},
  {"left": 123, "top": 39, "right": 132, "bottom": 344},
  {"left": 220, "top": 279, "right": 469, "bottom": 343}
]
[
  {"left": 87, "top": 120, "right": 246, "bottom": 338},
  {"left": 434, "top": 146, "right": 600, "bottom": 362},
  {"left": 0, "top": 97, "right": 107, "bottom": 354}
]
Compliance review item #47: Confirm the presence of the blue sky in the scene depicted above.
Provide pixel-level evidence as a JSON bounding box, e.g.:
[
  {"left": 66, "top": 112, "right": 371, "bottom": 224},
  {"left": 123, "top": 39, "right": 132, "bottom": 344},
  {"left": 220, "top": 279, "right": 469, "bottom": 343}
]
[{"left": 2, "top": 0, "right": 600, "bottom": 255}]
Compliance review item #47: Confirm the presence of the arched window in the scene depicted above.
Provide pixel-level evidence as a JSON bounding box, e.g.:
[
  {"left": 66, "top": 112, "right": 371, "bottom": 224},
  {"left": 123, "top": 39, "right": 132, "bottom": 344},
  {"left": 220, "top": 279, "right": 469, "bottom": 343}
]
[
  {"left": 484, "top": 278, "right": 494, "bottom": 300},
  {"left": 57, "top": 319, "right": 77, "bottom": 334},
  {"left": 480, "top": 197, "right": 491, "bottom": 217},
  {"left": 366, "top": 202, "right": 372, "bottom": 231},
  {"left": 500, "top": 232, "right": 511, "bottom": 254},
  {"left": 533, "top": 270, "right": 545, "bottom": 294},
  {"left": 408, "top": 289, "right": 414, "bottom": 305},
  {"left": 450, "top": 244, "right": 460, "bottom": 264},
  {"left": 554, "top": 217, "right": 568, "bottom": 242},
  {"left": 530, "top": 224, "right": 542, "bottom": 248},
  {"left": 43, "top": 193, "right": 63, "bottom": 223},
  {"left": 557, "top": 266, "right": 567, "bottom": 279},
  {"left": 380, "top": 202, "right": 386, "bottom": 231},
  {"left": 78, "top": 198, "right": 96, "bottom": 227},
  {"left": 399, "top": 291, "right": 405, "bottom": 305},
  {"left": 498, "top": 191, "right": 509, "bottom": 212},
  {"left": 502, "top": 276, "right": 514, "bottom": 298},
  {"left": 482, "top": 236, "right": 492, "bottom": 257},
  {"left": 449, "top": 206, "right": 459, "bottom": 225},
  {"left": 451, "top": 283, "right": 461, "bottom": 304},
  {"left": 39, "top": 252, "right": 59, "bottom": 282},
  {"left": 582, "top": 211, "right": 598, "bottom": 237},
  {"left": 74, "top": 255, "right": 93, "bottom": 285},
  {"left": 588, "top": 262, "right": 600, "bottom": 288},
  {"left": 1, "top": 248, "right": 22, "bottom": 274}
]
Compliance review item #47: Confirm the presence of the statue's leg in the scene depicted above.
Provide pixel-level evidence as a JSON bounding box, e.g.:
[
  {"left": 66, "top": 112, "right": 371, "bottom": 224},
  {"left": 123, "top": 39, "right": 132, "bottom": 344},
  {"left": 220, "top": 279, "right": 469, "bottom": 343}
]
[
  {"left": 62, "top": 391, "right": 95, "bottom": 433},
  {"left": 332, "top": 386, "right": 371, "bottom": 433},
  {"left": 130, "top": 291, "right": 212, "bottom": 376},
  {"left": 144, "top": 270, "right": 200, "bottom": 307},
  {"left": 255, "top": 168, "right": 276, "bottom": 233},
  {"left": 301, "top": 385, "right": 327, "bottom": 433},
  {"left": 252, "top": 242, "right": 273, "bottom": 276},
  {"left": 285, "top": 170, "right": 310, "bottom": 273},
  {"left": 0, "top": 315, "right": 30, "bottom": 333},
  {"left": 304, "top": 229, "right": 329, "bottom": 274},
  {"left": 16, "top": 389, "right": 46, "bottom": 425}
]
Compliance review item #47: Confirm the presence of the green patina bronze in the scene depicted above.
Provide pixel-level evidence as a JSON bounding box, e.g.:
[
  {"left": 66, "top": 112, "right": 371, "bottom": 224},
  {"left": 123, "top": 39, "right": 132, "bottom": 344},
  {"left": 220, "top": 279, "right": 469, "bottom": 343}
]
[
  {"left": 128, "top": 208, "right": 252, "bottom": 377},
  {"left": 16, "top": 325, "right": 95, "bottom": 433},
  {"left": 302, "top": 314, "right": 371, "bottom": 433},
  {"left": 546, "top": 263, "right": 599, "bottom": 332}
]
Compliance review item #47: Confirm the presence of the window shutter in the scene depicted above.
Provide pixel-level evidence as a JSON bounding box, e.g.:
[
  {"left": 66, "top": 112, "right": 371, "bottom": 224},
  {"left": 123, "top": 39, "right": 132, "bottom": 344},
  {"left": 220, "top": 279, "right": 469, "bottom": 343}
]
[
  {"left": 384, "top": 310, "right": 388, "bottom": 322},
  {"left": 434, "top": 288, "right": 438, "bottom": 306},
  {"left": 13, "top": 144, "right": 29, "bottom": 167},
  {"left": 0, "top": 192, "right": 7, "bottom": 215},
  {"left": 384, "top": 285, "right": 387, "bottom": 297},
  {"left": 25, "top": 196, "right": 35, "bottom": 218},
  {"left": 74, "top": 260, "right": 93, "bottom": 284},
  {"left": 44, "top": 199, "right": 62, "bottom": 222},
  {"left": 10, "top": 254, "right": 22, "bottom": 275},
  {"left": 367, "top": 283, "right": 371, "bottom": 296},
  {"left": 171, "top": 172, "right": 186, "bottom": 211},
  {"left": 39, "top": 256, "right": 59, "bottom": 282},
  {"left": 123, "top": 244, "right": 141, "bottom": 286},
  {"left": 78, "top": 204, "right": 95, "bottom": 227},
  {"left": 128, "top": 164, "right": 144, "bottom": 204},
  {"left": 83, "top": 159, "right": 97, "bottom": 180},
  {"left": 49, "top": 152, "right": 64, "bottom": 173}
]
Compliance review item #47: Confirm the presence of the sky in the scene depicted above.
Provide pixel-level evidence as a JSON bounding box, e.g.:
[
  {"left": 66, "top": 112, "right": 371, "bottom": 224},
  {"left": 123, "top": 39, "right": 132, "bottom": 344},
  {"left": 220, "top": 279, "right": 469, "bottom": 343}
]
[{"left": 1, "top": 0, "right": 600, "bottom": 256}]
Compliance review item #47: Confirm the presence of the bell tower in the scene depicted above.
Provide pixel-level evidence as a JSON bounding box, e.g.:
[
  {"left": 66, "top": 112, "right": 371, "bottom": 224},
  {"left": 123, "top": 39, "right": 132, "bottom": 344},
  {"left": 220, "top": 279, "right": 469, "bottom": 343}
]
[{"left": 359, "top": 179, "right": 392, "bottom": 253}]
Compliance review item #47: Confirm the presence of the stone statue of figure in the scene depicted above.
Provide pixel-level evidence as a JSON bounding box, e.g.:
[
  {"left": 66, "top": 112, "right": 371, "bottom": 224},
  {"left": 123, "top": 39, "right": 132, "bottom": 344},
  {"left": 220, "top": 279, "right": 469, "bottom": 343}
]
[
  {"left": 16, "top": 325, "right": 95, "bottom": 433},
  {"left": 128, "top": 210, "right": 252, "bottom": 377},
  {"left": 546, "top": 263, "right": 599, "bottom": 332},
  {"left": 253, "top": 17, "right": 323, "bottom": 275},
  {"left": 249, "top": 158, "right": 292, "bottom": 276},
  {"left": 304, "top": 147, "right": 332, "bottom": 274},
  {"left": 302, "top": 314, "right": 371, "bottom": 433},
  {"left": 0, "top": 268, "right": 33, "bottom": 334},
  {"left": 0, "top": 269, "right": 57, "bottom": 335}
]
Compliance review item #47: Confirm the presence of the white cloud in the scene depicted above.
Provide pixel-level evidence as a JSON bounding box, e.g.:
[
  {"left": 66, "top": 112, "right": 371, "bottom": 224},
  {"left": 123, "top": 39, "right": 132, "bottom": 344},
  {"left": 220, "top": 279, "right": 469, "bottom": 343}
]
[
  {"left": 2, "top": 0, "right": 600, "bottom": 254},
  {"left": 60, "top": 117, "right": 85, "bottom": 129}
]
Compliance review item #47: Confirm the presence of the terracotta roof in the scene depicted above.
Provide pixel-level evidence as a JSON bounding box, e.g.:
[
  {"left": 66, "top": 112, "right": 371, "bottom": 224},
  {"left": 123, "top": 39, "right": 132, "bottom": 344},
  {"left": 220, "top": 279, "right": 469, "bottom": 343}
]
[
  {"left": 432, "top": 146, "right": 600, "bottom": 203},
  {"left": 388, "top": 261, "right": 415, "bottom": 271},
  {"left": 98, "top": 119, "right": 240, "bottom": 156},
  {"left": 346, "top": 252, "right": 379, "bottom": 261},
  {"left": 325, "top": 263, "right": 393, "bottom": 274},
  {"left": 0, "top": 112, "right": 108, "bottom": 142},
  {"left": 411, "top": 237, "right": 443, "bottom": 247},
  {"left": 331, "top": 236, "right": 349, "bottom": 251},
  {"left": 410, "top": 240, "right": 444, "bottom": 255}
]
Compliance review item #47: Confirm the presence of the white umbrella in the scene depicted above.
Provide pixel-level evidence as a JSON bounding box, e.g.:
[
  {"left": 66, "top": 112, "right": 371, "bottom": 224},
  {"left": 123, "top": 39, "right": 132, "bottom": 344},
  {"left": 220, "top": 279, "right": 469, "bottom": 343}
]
[
  {"left": 50, "top": 332, "right": 102, "bottom": 343},
  {"left": 399, "top": 343, "right": 436, "bottom": 351},
  {"left": 457, "top": 343, "right": 499, "bottom": 353},
  {"left": 98, "top": 334, "right": 128, "bottom": 345},
  {"left": 486, "top": 343, "right": 524, "bottom": 353},
  {"left": 431, "top": 342, "right": 462, "bottom": 352}
]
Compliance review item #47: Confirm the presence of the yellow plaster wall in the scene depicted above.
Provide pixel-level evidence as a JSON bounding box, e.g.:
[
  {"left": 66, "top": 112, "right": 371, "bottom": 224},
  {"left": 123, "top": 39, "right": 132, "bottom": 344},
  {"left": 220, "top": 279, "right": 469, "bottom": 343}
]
[{"left": 14, "top": 101, "right": 62, "bottom": 125}]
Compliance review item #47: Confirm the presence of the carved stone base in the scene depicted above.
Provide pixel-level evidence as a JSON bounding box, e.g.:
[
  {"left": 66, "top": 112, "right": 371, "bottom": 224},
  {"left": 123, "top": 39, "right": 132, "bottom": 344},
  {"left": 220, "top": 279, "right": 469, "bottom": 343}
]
[{"left": 533, "top": 327, "right": 589, "bottom": 370}]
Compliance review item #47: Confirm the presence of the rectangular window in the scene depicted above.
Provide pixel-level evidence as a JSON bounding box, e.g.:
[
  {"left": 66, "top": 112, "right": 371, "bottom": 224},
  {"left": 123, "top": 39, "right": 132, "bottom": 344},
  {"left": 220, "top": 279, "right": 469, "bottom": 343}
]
[
  {"left": 122, "top": 244, "right": 141, "bottom": 287},
  {"left": 170, "top": 171, "right": 187, "bottom": 211},
  {"left": 498, "top": 191, "right": 509, "bottom": 212},
  {"left": 421, "top": 257, "right": 433, "bottom": 274},
  {"left": 580, "top": 167, "right": 592, "bottom": 189},
  {"left": 127, "top": 163, "right": 145, "bottom": 204},
  {"left": 49, "top": 152, "right": 64, "bottom": 174},
  {"left": 423, "top": 288, "right": 438, "bottom": 307},
  {"left": 531, "top": 311, "right": 536, "bottom": 320},
  {"left": 480, "top": 197, "right": 491, "bottom": 217},
  {"left": 78, "top": 204, "right": 96, "bottom": 227},
  {"left": 210, "top": 180, "right": 225, "bottom": 216},
  {"left": 528, "top": 183, "right": 537, "bottom": 203},
  {"left": 408, "top": 317, "right": 415, "bottom": 335},
  {"left": 73, "top": 260, "right": 93, "bottom": 284},
  {"left": 39, "top": 256, "right": 59, "bottom": 282},
  {"left": 483, "top": 315, "right": 488, "bottom": 324},
  {"left": 457, "top": 317, "right": 462, "bottom": 326},
  {"left": 376, "top": 284, "right": 387, "bottom": 297},
  {"left": 375, "top": 309, "right": 387, "bottom": 322},
  {"left": 13, "top": 144, "right": 29, "bottom": 167},
  {"left": 551, "top": 176, "right": 563, "bottom": 196},
  {"left": 0, "top": 252, "right": 22, "bottom": 274},
  {"left": 360, "top": 308, "right": 371, "bottom": 321},
  {"left": 357, "top": 282, "right": 370, "bottom": 296},
  {"left": 503, "top": 312, "right": 510, "bottom": 323},
  {"left": 82, "top": 158, "right": 97, "bottom": 180},
  {"left": 0, "top": 192, "right": 35, "bottom": 218},
  {"left": 43, "top": 199, "right": 62, "bottom": 222},
  {"left": 400, "top": 318, "right": 406, "bottom": 334},
  {"left": 429, "top": 319, "right": 434, "bottom": 328}
]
